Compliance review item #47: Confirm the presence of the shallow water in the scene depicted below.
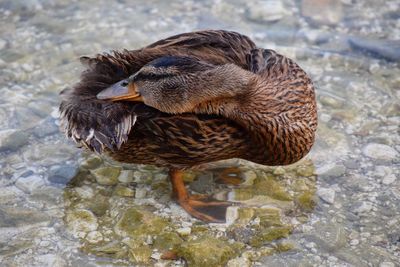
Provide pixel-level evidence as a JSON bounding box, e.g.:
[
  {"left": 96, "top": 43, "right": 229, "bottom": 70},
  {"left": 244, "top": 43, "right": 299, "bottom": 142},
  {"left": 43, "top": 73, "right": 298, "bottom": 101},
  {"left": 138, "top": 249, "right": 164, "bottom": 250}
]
[{"left": 0, "top": 0, "right": 399, "bottom": 266}]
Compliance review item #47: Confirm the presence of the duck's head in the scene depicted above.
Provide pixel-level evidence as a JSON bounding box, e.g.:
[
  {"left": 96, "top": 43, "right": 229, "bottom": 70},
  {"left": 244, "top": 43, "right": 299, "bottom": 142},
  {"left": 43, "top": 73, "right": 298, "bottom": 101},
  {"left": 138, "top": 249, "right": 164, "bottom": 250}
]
[{"left": 97, "top": 56, "right": 253, "bottom": 114}]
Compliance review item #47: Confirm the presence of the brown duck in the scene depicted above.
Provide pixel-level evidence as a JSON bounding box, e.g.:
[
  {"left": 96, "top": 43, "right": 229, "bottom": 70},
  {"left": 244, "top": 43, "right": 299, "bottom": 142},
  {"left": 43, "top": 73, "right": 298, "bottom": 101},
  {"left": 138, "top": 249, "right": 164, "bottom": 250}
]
[{"left": 59, "top": 30, "right": 317, "bottom": 223}]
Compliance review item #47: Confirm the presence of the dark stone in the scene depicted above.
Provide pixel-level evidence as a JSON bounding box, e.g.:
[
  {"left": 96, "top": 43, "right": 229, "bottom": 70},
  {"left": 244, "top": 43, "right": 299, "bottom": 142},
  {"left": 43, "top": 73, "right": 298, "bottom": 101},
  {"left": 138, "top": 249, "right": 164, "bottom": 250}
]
[
  {"left": 348, "top": 36, "right": 400, "bottom": 62},
  {"left": 388, "top": 232, "right": 400, "bottom": 245},
  {"left": 0, "top": 130, "right": 29, "bottom": 152},
  {"left": 20, "top": 170, "right": 34, "bottom": 178},
  {"left": 48, "top": 165, "right": 78, "bottom": 185},
  {"left": 32, "top": 117, "right": 59, "bottom": 138}
]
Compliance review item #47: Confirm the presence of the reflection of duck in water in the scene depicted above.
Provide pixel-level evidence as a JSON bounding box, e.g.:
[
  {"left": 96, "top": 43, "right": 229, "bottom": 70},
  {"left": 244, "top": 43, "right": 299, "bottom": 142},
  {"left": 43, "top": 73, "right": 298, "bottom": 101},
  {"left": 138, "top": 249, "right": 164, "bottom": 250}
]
[{"left": 59, "top": 30, "right": 317, "bottom": 223}]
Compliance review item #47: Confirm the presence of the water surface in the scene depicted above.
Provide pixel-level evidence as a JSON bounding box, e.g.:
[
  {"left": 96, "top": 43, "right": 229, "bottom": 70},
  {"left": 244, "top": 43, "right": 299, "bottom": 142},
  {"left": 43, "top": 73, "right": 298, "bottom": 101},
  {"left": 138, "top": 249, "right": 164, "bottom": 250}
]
[{"left": 0, "top": 0, "right": 399, "bottom": 266}]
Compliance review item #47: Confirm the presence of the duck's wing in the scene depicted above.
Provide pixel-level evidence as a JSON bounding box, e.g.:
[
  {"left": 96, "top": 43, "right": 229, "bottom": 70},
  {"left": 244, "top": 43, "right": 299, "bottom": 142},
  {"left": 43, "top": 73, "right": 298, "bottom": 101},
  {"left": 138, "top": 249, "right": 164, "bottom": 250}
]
[
  {"left": 145, "top": 30, "right": 256, "bottom": 68},
  {"left": 59, "top": 30, "right": 256, "bottom": 153}
]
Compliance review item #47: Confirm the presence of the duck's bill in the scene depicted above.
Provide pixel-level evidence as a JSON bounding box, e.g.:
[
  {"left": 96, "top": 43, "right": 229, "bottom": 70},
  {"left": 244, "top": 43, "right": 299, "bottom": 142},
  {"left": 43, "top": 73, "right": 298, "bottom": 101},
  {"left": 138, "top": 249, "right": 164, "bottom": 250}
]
[{"left": 97, "top": 80, "right": 143, "bottom": 102}]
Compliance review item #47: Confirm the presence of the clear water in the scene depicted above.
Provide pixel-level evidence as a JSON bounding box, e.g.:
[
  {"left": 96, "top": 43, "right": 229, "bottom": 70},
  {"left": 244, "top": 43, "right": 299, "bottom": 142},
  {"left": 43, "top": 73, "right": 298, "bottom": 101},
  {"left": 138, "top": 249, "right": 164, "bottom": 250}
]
[{"left": 0, "top": 0, "right": 399, "bottom": 266}]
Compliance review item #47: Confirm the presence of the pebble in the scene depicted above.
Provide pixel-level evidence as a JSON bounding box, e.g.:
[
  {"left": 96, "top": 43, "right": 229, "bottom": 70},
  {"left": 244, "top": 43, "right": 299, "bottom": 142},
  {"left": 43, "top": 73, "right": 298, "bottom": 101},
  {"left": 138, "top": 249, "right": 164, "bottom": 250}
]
[
  {"left": 86, "top": 231, "right": 103, "bottom": 243},
  {"left": 32, "top": 118, "right": 59, "bottom": 138},
  {"left": 227, "top": 256, "right": 252, "bottom": 267},
  {"left": 380, "top": 262, "right": 395, "bottom": 267},
  {"left": 35, "top": 254, "right": 66, "bottom": 267},
  {"left": 0, "top": 186, "right": 23, "bottom": 204},
  {"left": 75, "top": 186, "right": 94, "bottom": 199},
  {"left": 176, "top": 227, "right": 191, "bottom": 236},
  {"left": 246, "top": 0, "right": 286, "bottom": 23},
  {"left": 362, "top": 143, "right": 398, "bottom": 161},
  {"left": 301, "top": 0, "right": 343, "bottom": 25},
  {"left": 311, "top": 222, "right": 347, "bottom": 251},
  {"left": 382, "top": 174, "right": 397, "bottom": 185},
  {"left": 151, "top": 252, "right": 162, "bottom": 260},
  {"left": 22, "top": 63, "right": 34, "bottom": 72},
  {"left": 91, "top": 167, "right": 121, "bottom": 186},
  {"left": 65, "top": 209, "right": 98, "bottom": 238},
  {"left": 374, "top": 166, "right": 393, "bottom": 177},
  {"left": 0, "top": 38, "right": 6, "bottom": 50},
  {"left": 353, "top": 201, "right": 373, "bottom": 214},
  {"left": 15, "top": 175, "right": 45, "bottom": 193},
  {"left": 114, "top": 185, "right": 135, "bottom": 197},
  {"left": 135, "top": 187, "right": 147, "bottom": 199},
  {"left": 48, "top": 165, "right": 78, "bottom": 185},
  {"left": 349, "top": 239, "right": 359, "bottom": 246},
  {"left": 0, "top": 129, "right": 29, "bottom": 152},
  {"left": 317, "top": 188, "right": 336, "bottom": 204},
  {"left": 316, "top": 163, "right": 345, "bottom": 178},
  {"left": 118, "top": 170, "right": 135, "bottom": 183}
]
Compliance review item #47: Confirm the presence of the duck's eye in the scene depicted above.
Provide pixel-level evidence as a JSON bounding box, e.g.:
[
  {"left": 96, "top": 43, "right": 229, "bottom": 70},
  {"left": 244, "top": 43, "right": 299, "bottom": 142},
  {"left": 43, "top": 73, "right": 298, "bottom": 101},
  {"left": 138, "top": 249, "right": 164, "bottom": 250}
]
[{"left": 121, "top": 81, "right": 129, "bottom": 87}]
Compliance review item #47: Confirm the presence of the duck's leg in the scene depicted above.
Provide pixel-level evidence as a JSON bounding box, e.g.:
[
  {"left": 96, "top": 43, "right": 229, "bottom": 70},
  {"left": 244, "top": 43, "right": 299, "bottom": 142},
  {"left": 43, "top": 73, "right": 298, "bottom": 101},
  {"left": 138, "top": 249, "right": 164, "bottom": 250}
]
[{"left": 169, "top": 169, "right": 231, "bottom": 223}]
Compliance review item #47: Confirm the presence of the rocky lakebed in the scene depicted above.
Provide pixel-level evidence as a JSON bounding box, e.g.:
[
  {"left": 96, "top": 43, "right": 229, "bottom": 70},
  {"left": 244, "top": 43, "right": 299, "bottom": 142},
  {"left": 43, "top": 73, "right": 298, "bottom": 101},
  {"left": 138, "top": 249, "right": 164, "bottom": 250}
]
[{"left": 0, "top": 0, "right": 399, "bottom": 266}]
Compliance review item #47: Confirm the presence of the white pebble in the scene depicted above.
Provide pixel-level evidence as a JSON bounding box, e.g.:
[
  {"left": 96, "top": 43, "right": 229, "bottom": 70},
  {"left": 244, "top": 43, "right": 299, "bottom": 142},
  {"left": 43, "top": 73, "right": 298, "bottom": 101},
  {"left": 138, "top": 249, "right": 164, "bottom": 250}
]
[
  {"left": 317, "top": 188, "right": 336, "bottom": 204},
  {"left": 176, "top": 227, "right": 191, "bottom": 236},
  {"left": 382, "top": 174, "right": 397, "bottom": 185},
  {"left": 350, "top": 239, "right": 359, "bottom": 246},
  {"left": 362, "top": 143, "right": 398, "bottom": 161}
]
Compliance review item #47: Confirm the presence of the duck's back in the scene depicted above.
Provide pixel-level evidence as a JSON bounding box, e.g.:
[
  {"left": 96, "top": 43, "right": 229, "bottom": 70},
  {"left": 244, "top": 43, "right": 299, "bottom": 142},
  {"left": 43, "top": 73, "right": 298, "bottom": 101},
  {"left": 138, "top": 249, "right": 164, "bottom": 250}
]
[{"left": 60, "top": 30, "right": 262, "bottom": 168}]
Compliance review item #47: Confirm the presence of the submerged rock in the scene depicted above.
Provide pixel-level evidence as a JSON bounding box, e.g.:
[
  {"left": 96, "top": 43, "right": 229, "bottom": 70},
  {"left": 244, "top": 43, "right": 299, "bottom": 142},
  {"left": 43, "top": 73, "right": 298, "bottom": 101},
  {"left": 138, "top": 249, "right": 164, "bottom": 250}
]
[
  {"left": 153, "top": 232, "right": 183, "bottom": 251},
  {"left": 48, "top": 165, "right": 78, "bottom": 185},
  {"left": 91, "top": 166, "right": 121, "bottom": 186},
  {"left": 0, "top": 129, "right": 29, "bottom": 152},
  {"left": 227, "top": 256, "right": 252, "bottom": 267},
  {"left": 234, "top": 174, "right": 292, "bottom": 201},
  {"left": 362, "top": 143, "right": 398, "bottom": 161},
  {"left": 128, "top": 245, "right": 152, "bottom": 264},
  {"left": 81, "top": 156, "right": 103, "bottom": 170},
  {"left": 117, "top": 170, "right": 135, "bottom": 183},
  {"left": 352, "top": 201, "right": 373, "bottom": 214},
  {"left": 114, "top": 185, "right": 135, "bottom": 197},
  {"left": 295, "top": 191, "right": 317, "bottom": 212},
  {"left": 250, "top": 226, "right": 292, "bottom": 247},
  {"left": 246, "top": 0, "right": 287, "bottom": 23},
  {"left": 178, "top": 235, "right": 242, "bottom": 267},
  {"left": 15, "top": 175, "right": 45, "bottom": 193},
  {"left": 382, "top": 174, "right": 397, "bottom": 185},
  {"left": 311, "top": 222, "right": 347, "bottom": 252},
  {"left": 301, "top": 0, "right": 342, "bottom": 25},
  {"left": 115, "top": 207, "right": 169, "bottom": 240},
  {"left": 65, "top": 209, "right": 98, "bottom": 238},
  {"left": 349, "top": 36, "right": 400, "bottom": 62},
  {"left": 62, "top": 159, "right": 318, "bottom": 265},
  {"left": 317, "top": 188, "right": 335, "bottom": 204}
]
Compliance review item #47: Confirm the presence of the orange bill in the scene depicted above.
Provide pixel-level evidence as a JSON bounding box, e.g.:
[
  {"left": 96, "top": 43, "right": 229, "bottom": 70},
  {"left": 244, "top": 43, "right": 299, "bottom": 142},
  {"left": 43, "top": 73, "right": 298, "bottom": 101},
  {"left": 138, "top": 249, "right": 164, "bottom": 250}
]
[{"left": 97, "top": 80, "right": 143, "bottom": 102}]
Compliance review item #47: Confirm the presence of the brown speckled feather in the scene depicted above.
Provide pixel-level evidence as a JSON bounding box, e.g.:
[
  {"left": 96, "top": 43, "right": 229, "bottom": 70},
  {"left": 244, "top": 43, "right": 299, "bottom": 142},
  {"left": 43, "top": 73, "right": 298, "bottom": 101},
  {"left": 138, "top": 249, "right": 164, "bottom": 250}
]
[{"left": 59, "top": 30, "right": 317, "bottom": 169}]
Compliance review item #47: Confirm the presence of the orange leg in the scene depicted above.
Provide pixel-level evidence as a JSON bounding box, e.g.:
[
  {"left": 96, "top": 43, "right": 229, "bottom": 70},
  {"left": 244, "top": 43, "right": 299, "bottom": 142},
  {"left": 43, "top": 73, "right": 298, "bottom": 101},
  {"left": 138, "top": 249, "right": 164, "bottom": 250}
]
[{"left": 169, "top": 169, "right": 231, "bottom": 223}]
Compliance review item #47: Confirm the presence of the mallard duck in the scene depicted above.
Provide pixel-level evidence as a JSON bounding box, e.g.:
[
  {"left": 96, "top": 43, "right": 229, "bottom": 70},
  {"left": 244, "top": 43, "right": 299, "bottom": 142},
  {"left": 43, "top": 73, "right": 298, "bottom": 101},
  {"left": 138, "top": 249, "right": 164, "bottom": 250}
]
[{"left": 59, "top": 30, "right": 317, "bottom": 222}]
